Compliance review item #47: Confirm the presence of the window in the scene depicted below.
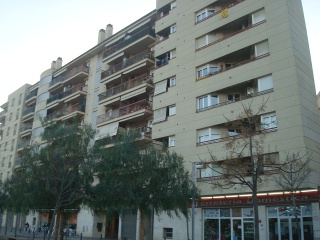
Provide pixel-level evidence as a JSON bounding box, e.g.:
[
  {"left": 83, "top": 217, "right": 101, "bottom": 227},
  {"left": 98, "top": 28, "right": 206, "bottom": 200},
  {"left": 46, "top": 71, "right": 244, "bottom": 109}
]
[
  {"left": 168, "top": 136, "right": 175, "bottom": 147},
  {"left": 255, "top": 40, "right": 269, "bottom": 57},
  {"left": 252, "top": 8, "right": 266, "bottom": 24},
  {"left": 16, "top": 109, "right": 19, "bottom": 120},
  {"left": 168, "top": 105, "right": 176, "bottom": 116},
  {"left": 197, "top": 64, "right": 217, "bottom": 79},
  {"left": 228, "top": 129, "right": 240, "bottom": 136},
  {"left": 1, "top": 157, "right": 4, "bottom": 167},
  {"left": 163, "top": 228, "right": 173, "bottom": 239},
  {"left": 13, "top": 124, "right": 17, "bottom": 135},
  {"left": 169, "top": 77, "right": 176, "bottom": 87},
  {"left": 228, "top": 94, "right": 240, "bottom": 102},
  {"left": 4, "top": 142, "right": 7, "bottom": 150},
  {"left": 7, "top": 127, "right": 10, "bottom": 136},
  {"left": 11, "top": 140, "right": 14, "bottom": 151},
  {"left": 196, "top": 8, "right": 214, "bottom": 22},
  {"left": 170, "top": 25, "right": 176, "bottom": 34},
  {"left": 198, "top": 94, "right": 219, "bottom": 110},
  {"left": 261, "top": 112, "right": 277, "bottom": 129},
  {"left": 200, "top": 164, "right": 222, "bottom": 178},
  {"left": 169, "top": 49, "right": 176, "bottom": 59},
  {"left": 12, "top": 98, "right": 15, "bottom": 107},
  {"left": 197, "top": 128, "right": 220, "bottom": 143},
  {"left": 170, "top": 1, "right": 176, "bottom": 10},
  {"left": 153, "top": 107, "right": 167, "bottom": 123},
  {"left": 258, "top": 75, "right": 273, "bottom": 92},
  {"left": 18, "top": 94, "right": 22, "bottom": 105},
  {"left": 154, "top": 81, "right": 167, "bottom": 95}
]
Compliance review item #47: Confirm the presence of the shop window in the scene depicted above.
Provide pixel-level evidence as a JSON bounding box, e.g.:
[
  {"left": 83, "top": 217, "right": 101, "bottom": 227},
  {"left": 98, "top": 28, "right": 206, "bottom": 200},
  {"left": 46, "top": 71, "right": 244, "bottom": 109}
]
[{"left": 163, "top": 228, "right": 173, "bottom": 239}]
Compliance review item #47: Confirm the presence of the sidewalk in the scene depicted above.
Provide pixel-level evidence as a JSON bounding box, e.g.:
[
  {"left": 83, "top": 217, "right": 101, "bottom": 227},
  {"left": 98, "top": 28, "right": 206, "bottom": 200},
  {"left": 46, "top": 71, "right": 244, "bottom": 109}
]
[{"left": 0, "top": 227, "right": 109, "bottom": 240}]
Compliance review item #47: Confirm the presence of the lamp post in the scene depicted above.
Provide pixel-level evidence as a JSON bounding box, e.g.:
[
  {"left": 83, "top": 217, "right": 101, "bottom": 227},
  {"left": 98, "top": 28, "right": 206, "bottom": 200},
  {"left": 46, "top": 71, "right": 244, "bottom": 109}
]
[{"left": 191, "top": 163, "right": 203, "bottom": 240}]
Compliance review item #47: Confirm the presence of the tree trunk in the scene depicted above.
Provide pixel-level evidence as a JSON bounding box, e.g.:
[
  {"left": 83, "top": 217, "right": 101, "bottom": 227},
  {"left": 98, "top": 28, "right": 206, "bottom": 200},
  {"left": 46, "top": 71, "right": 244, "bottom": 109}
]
[
  {"left": 291, "top": 192, "right": 301, "bottom": 240},
  {"left": 47, "top": 209, "right": 57, "bottom": 240},
  {"left": 139, "top": 209, "right": 145, "bottom": 240},
  {"left": 53, "top": 209, "right": 61, "bottom": 240}
]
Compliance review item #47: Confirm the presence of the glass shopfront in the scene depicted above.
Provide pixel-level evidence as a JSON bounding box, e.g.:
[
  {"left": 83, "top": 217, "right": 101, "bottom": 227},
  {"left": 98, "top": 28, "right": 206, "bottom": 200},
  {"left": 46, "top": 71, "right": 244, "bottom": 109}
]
[
  {"left": 203, "top": 208, "right": 254, "bottom": 240},
  {"left": 267, "top": 205, "right": 313, "bottom": 240}
]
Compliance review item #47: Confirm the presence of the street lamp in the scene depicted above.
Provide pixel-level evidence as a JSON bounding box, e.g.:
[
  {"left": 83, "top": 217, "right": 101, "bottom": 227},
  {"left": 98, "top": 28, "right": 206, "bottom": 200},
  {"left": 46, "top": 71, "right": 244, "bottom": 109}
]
[{"left": 191, "top": 162, "right": 204, "bottom": 240}]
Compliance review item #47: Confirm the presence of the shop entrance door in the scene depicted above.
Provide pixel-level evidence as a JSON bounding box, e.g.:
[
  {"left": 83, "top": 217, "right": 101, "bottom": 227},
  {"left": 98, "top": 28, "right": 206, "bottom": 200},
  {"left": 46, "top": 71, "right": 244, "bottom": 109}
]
[{"left": 232, "top": 219, "right": 242, "bottom": 240}]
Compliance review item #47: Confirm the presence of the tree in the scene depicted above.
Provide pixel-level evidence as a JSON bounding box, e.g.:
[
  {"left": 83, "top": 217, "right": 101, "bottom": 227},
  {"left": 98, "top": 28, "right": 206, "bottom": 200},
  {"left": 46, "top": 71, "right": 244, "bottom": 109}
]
[
  {"left": 273, "top": 152, "right": 312, "bottom": 240},
  {"left": 88, "top": 130, "right": 198, "bottom": 240},
  {"left": 200, "top": 100, "right": 277, "bottom": 240},
  {"left": 6, "top": 119, "right": 97, "bottom": 240}
]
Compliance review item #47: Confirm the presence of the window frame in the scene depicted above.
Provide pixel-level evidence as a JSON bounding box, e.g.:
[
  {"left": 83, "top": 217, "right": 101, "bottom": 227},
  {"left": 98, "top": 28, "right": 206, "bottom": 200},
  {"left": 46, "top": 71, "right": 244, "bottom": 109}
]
[
  {"left": 195, "top": 8, "right": 215, "bottom": 22},
  {"left": 169, "top": 77, "right": 176, "bottom": 87},
  {"left": 198, "top": 94, "right": 219, "bottom": 110},
  {"left": 168, "top": 136, "right": 176, "bottom": 147},
  {"left": 170, "top": 25, "right": 176, "bottom": 34},
  {"left": 168, "top": 105, "right": 176, "bottom": 116},
  {"left": 261, "top": 112, "right": 277, "bottom": 129},
  {"left": 198, "top": 127, "right": 220, "bottom": 144}
]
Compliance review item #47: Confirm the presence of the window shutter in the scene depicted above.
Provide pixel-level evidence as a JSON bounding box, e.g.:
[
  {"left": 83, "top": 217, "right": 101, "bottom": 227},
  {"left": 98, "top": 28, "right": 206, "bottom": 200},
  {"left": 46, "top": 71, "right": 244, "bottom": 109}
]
[
  {"left": 153, "top": 107, "right": 167, "bottom": 123},
  {"left": 258, "top": 75, "right": 273, "bottom": 92},
  {"left": 255, "top": 40, "right": 269, "bottom": 57},
  {"left": 154, "top": 81, "right": 167, "bottom": 95}
]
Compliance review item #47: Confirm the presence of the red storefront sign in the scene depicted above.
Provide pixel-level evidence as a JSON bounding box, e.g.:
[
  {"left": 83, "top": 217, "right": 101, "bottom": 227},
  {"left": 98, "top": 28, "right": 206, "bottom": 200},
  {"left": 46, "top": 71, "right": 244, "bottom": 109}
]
[{"left": 197, "top": 191, "right": 319, "bottom": 208}]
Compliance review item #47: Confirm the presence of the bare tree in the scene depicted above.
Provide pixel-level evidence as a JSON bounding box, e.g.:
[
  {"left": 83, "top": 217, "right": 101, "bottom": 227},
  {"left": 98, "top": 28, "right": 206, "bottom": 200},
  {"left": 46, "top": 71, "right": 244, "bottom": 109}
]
[
  {"left": 200, "top": 100, "right": 278, "bottom": 240},
  {"left": 273, "top": 152, "right": 312, "bottom": 240}
]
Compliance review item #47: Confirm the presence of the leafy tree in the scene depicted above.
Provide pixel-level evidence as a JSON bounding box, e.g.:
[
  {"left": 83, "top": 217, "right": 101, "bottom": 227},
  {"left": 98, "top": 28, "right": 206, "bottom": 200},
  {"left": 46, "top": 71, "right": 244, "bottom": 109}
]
[
  {"left": 273, "top": 152, "right": 312, "bottom": 240},
  {"left": 201, "top": 100, "right": 278, "bottom": 240},
  {"left": 88, "top": 130, "right": 198, "bottom": 240},
  {"left": 6, "top": 119, "right": 97, "bottom": 240}
]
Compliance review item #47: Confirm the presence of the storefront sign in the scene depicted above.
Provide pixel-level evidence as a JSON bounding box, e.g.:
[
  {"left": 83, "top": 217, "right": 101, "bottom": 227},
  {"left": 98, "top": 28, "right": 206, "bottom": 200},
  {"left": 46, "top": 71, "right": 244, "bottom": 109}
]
[{"left": 197, "top": 191, "right": 319, "bottom": 208}]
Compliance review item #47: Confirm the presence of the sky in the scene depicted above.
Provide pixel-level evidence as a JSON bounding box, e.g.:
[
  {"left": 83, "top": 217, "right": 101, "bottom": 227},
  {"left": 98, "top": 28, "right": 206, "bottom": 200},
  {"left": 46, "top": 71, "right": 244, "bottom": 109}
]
[{"left": 0, "top": 0, "right": 319, "bottom": 106}]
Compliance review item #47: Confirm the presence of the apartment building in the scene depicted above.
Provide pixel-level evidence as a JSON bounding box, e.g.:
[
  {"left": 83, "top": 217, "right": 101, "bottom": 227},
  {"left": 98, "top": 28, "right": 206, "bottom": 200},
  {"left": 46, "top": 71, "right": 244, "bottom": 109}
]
[{"left": 1, "top": 0, "right": 319, "bottom": 239}]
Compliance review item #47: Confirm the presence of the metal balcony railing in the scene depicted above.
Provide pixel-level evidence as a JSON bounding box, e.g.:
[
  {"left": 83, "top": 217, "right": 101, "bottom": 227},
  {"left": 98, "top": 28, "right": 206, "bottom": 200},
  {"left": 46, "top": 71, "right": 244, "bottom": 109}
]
[
  {"left": 0, "top": 109, "right": 8, "bottom": 117},
  {"left": 47, "top": 84, "right": 87, "bottom": 104},
  {"left": 101, "top": 50, "right": 154, "bottom": 79},
  {"left": 50, "top": 65, "right": 89, "bottom": 87},
  {"left": 196, "top": 53, "right": 270, "bottom": 81},
  {"left": 195, "top": 0, "right": 245, "bottom": 25},
  {"left": 20, "top": 123, "right": 33, "bottom": 132},
  {"left": 196, "top": 88, "right": 274, "bottom": 112},
  {"left": 103, "top": 27, "right": 155, "bottom": 58},
  {"left": 196, "top": 20, "right": 267, "bottom": 52},
  {"left": 17, "top": 141, "right": 30, "bottom": 150},
  {"left": 22, "top": 106, "right": 35, "bottom": 117},
  {"left": 99, "top": 74, "right": 153, "bottom": 101},
  {"left": 97, "top": 99, "right": 151, "bottom": 125},
  {"left": 46, "top": 103, "right": 85, "bottom": 120}
]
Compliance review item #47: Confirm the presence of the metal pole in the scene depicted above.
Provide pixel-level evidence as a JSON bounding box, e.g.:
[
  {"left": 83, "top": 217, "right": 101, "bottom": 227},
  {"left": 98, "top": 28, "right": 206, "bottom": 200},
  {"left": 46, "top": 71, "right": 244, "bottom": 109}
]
[{"left": 191, "top": 163, "right": 195, "bottom": 240}]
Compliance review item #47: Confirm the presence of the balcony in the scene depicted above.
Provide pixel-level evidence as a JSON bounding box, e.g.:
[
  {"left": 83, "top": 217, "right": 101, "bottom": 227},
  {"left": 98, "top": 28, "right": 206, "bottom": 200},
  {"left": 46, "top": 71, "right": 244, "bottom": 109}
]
[
  {"left": 47, "top": 84, "right": 87, "bottom": 107},
  {"left": 20, "top": 123, "right": 33, "bottom": 137},
  {"left": 25, "top": 89, "right": 38, "bottom": 106},
  {"left": 0, "top": 108, "right": 7, "bottom": 120},
  {"left": 197, "top": 88, "right": 274, "bottom": 113},
  {"left": 17, "top": 140, "right": 30, "bottom": 152},
  {"left": 97, "top": 99, "right": 152, "bottom": 126},
  {"left": 22, "top": 106, "right": 35, "bottom": 121},
  {"left": 195, "top": 0, "right": 245, "bottom": 25},
  {"left": 196, "top": 20, "right": 266, "bottom": 52},
  {"left": 196, "top": 53, "right": 270, "bottom": 81},
  {"left": 103, "top": 27, "right": 156, "bottom": 61},
  {"left": 50, "top": 65, "right": 89, "bottom": 92},
  {"left": 46, "top": 103, "right": 85, "bottom": 121},
  {"left": 99, "top": 74, "right": 153, "bottom": 102},
  {"left": 101, "top": 50, "right": 154, "bottom": 82}
]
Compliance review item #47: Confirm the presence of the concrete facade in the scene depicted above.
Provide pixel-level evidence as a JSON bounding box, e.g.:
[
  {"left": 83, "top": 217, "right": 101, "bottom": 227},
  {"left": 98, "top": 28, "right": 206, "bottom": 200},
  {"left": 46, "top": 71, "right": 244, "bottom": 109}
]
[{"left": 0, "top": 0, "right": 319, "bottom": 239}]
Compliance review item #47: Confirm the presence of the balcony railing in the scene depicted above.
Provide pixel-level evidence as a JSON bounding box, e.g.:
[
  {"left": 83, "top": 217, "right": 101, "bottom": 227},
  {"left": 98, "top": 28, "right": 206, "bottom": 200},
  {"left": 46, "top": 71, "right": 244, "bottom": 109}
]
[
  {"left": 50, "top": 65, "right": 89, "bottom": 87},
  {"left": 23, "top": 106, "right": 35, "bottom": 117},
  {"left": 101, "top": 50, "right": 154, "bottom": 79},
  {"left": 17, "top": 141, "right": 30, "bottom": 150},
  {"left": 97, "top": 99, "right": 151, "bottom": 125},
  {"left": 99, "top": 74, "right": 153, "bottom": 101},
  {"left": 46, "top": 103, "right": 85, "bottom": 120},
  {"left": 196, "top": 53, "right": 270, "bottom": 81},
  {"left": 103, "top": 28, "right": 155, "bottom": 58},
  {"left": 195, "top": 0, "right": 245, "bottom": 25},
  {"left": 0, "top": 108, "right": 7, "bottom": 117},
  {"left": 196, "top": 20, "right": 267, "bottom": 52},
  {"left": 21, "top": 123, "right": 33, "bottom": 132},
  {"left": 25, "top": 90, "right": 38, "bottom": 101},
  {"left": 197, "top": 127, "right": 277, "bottom": 146},
  {"left": 47, "top": 84, "right": 87, "bottom": 104},
  {"left": 196, "top": 88, "right": 274, "bottom": 113}
]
